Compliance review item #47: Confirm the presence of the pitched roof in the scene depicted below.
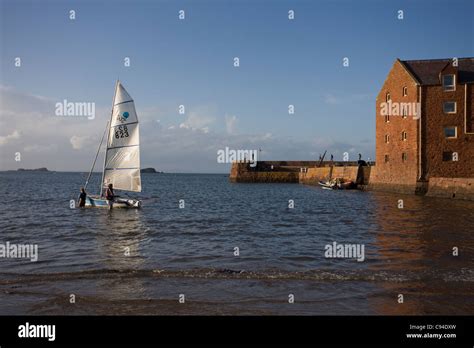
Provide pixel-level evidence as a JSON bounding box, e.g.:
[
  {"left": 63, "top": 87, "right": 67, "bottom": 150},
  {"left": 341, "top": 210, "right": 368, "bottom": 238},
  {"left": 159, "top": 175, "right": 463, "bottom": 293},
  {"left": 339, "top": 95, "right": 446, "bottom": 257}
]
[{"left": 399, "top": 58, "right": 474, "bottom": 85}]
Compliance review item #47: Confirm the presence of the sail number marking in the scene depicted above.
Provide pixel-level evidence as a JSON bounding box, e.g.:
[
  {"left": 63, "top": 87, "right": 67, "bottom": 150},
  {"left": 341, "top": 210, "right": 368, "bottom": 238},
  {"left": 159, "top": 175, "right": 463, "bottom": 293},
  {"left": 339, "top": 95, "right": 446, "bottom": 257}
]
[{"left": 115, "top": 125, "right": 130, "bottom": 139}]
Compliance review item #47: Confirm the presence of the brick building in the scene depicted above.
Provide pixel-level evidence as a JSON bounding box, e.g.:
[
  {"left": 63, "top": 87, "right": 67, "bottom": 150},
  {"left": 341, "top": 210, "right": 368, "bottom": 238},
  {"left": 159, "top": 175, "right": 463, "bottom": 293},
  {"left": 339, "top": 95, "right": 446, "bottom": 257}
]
[{"left": 371, "top": 57, "right": 474, "bottom": 198}]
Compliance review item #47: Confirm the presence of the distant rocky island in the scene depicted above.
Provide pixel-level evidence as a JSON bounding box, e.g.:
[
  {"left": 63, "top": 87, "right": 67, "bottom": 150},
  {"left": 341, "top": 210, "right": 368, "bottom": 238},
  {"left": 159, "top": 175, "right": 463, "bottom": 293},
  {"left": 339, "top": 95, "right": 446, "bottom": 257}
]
[
  {"left": 140, "top": 167, "right": 163, "bottom": 173},
  {"left": 17, "top": 167, "right": 49, "bottom": 172}
]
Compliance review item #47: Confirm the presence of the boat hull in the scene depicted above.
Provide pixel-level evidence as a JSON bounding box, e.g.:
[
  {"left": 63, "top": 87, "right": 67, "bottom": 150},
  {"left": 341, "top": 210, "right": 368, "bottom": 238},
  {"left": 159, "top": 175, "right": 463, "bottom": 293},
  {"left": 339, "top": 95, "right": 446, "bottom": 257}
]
[
  {"left": 84, "top": 196, "right": 141, "bottom": 209},
  {"left": 318, "top": 180, "right": 355, "bottom": 190},
  {"left": 318, "top": 181, "right": 337, "bottom": 189}
]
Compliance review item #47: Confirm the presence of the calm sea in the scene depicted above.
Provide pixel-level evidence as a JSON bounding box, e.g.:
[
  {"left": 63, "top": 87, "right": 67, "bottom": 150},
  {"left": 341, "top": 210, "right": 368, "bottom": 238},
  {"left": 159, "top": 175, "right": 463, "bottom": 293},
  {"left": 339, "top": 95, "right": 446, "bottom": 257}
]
[{"left": 0, "top": 171, "right": 473, "bottom": 315}]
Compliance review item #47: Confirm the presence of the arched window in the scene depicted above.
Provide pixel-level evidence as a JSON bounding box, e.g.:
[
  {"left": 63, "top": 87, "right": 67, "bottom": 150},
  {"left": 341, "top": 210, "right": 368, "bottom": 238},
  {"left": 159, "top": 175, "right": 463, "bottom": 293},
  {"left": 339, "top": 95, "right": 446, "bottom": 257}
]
[
  {"left": 403, "top": 87, "right": 408, "bottom": 96},
  {"left": 402, "top": 105, "right": 407, "bottom": 118},
  {"left": 386, "top": 92, "right": 391, "bottom": 102},
  {"left": 385, "top": 134, "right": 390, "bottom": 143},
  {"left": 401, "top": 131, "right": 407, "bottom": 141}
]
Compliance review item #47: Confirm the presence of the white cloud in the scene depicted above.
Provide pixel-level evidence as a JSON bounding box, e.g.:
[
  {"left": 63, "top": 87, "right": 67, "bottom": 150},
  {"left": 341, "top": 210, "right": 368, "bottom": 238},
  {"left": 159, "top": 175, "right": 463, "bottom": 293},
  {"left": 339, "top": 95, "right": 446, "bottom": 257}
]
[
  {"left": 70, "top": 135, "right": 90, "bottom": 150},
  {"left": 24, "top": 144, "right": 58, "bottom": 153},
  {"left": 0, "top": 85, "right": 374, "bottom": 172},
  {"left": 324, "top": 94, "right": 340, "bottom": 105},
  {"left": 0, "top": 130, "right": 20, "bottom": 145},
  {"left": 178, "top": 106, "right": 216, "bottom": 132},
  {"left": 0, "top": 85, "right": 106, "bottom": 170},
  {"left": 225, "top": 114, "right": 238, "bottom": 134}
]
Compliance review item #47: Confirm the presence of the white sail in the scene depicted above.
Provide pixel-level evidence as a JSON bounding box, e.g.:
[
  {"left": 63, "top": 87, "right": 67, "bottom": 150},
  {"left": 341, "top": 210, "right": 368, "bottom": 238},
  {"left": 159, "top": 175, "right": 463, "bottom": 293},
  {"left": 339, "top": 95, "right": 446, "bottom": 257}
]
[{"left": 102, "top": 82, "right": 141, "bottom": 192}]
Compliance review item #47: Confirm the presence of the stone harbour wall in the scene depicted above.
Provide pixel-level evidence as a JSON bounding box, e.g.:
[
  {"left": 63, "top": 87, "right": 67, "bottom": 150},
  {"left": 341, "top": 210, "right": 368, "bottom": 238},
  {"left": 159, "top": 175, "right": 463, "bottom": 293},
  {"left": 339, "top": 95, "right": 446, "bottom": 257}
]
[
  {"left": 426, "top": 177, "right": 474, "bottom": 200},
  {"left": 230, "top": 161, "right": 474, "bottom": 200}
]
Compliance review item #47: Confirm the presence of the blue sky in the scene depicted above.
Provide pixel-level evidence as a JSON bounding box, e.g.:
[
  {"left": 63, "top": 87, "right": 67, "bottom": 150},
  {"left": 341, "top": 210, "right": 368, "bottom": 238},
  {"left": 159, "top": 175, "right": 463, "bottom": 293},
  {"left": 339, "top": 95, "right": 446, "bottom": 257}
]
[{"left": 1, "top": 0, "right": 473, "bottom": 172}]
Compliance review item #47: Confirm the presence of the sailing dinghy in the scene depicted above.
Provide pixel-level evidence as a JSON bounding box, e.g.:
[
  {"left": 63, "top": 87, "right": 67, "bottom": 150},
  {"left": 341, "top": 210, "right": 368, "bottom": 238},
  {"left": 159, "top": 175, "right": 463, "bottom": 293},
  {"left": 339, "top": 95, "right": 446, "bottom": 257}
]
[{"left": 83, "top": 81, "right": 142, "bottom": 208}]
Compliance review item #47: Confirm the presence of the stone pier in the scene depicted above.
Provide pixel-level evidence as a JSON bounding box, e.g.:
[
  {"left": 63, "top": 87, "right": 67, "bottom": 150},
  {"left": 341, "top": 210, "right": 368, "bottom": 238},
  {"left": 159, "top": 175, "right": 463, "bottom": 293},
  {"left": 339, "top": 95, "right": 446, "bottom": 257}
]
[{"left": 229, "top": 161, "right": 474, "bottom": 201}]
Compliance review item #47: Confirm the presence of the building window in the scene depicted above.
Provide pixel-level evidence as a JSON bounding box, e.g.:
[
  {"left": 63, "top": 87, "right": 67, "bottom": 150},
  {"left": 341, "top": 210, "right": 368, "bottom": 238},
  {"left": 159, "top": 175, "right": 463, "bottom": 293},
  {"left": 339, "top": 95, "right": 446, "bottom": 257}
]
[
  {"left": 443, "top": 101, "right": 456, "bottom": 114},
  {"left": 402, "top": 104, "right": 407, "bottom": 118},
  {"left": 385, "top": 115, "right": 390, "bottom": 123},
  {"left": 444, "top": 127, "right": 457, "bottom": 139},
  {"left": 443, "top": 75, "right": 455, "bottom": 91},
  {"left": 403, "top": 87, "right": 408, "bottom": 96},
  {"left": 386, "top": 92, "right": 391, "bottom": 102},
  {"left": 402, "top": 153, "right": 408, "bottom": 162},
  {"left": 384, "top": 154, "right": 389, "bottom": 163},
  {"left": 385, "top": 134, "right": 390, "bottom": 143},
  {"left": 401, "top": 131, "right": 407, "bottom": 141}
]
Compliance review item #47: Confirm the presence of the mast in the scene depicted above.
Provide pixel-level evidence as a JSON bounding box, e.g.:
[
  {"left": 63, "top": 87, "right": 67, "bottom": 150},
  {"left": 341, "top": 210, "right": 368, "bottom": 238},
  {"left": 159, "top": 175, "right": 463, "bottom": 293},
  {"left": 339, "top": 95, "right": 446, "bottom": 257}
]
[
  {"left": 99, "top": 80, "right": 119, "bottom": 196},
  {"left": 83, "top": 120, "right": 109, "bottom": 191}
]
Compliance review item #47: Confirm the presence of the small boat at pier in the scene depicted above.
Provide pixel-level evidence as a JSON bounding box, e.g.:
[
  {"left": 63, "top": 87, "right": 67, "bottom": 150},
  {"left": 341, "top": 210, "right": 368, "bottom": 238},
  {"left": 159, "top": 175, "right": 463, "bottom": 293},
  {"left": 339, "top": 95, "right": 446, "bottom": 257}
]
[
  {"left": 318, "top": 178, "right": 356, "bottom": 190},
  {"left": 319, "top": 180, "right": 339, "bottom": 190}
]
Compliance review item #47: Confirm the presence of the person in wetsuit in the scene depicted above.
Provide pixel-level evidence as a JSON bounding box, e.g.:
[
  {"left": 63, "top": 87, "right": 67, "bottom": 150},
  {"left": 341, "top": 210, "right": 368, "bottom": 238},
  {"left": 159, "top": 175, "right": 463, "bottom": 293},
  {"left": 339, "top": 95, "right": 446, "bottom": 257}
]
[
  {"left": 106, "top": 183, "right": 115, "bottom": 209},
  {"left": 78, "top": 187, "right": 87, "bottom": 207}
]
